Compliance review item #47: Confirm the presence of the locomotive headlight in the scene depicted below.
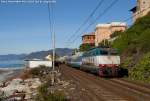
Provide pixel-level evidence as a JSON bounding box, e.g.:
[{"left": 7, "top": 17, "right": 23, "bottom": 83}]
[
  {"left": 99, "top": 64, "right": 105, "bottom": 67},
  {"left": 116, "top": 64, "right": 119, "bottom": 67}
]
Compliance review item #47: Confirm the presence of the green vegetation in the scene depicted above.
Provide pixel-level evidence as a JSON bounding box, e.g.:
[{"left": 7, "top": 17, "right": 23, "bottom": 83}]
[
  {"left": 112, "top": 12, "right": 150, "bottom": 82},
  {"left": 98, "top": 39, "right": 111, "bottom": 48},
  {"left": 29, "top": 66, "right": 66, "bottom": 101},
  {"left": 130, "top": 52, "right": 150, "bottom": 82},
  {"left": 18, "top": 65, "right": 51, "bottom": 80},
  {"left": 35, "top": 83, "right": 66, "bottom": 101},
  {"left": 110, "top": 31, "right": 122, "bottom": 38},
  {"left": 113, "top": 13, "right": 150, "bottom": 54},
  {"left": 30, "top": 65, "right": 52, "bottom": 78},
  {"left": 121, "top": 57, "right": 132, "bottom": 68},
  {"left": 79, "top": 43, "right": 95, "bottom": 52}
]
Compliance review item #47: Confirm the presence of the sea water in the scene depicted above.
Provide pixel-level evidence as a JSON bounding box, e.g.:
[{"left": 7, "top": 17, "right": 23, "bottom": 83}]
[
  {"left": 0, "top": 60, "right": 25, "bottom": 82},
  {"left": 0, "top": 60, "right": 25, "bottom": 69}
]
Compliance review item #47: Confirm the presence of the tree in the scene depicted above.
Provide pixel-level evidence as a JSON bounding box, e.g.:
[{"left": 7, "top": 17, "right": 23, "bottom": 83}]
[
  {"left": 110, "top": 31, "right": 122, "bottom": 38},
  {"left": 79, "top": 43, "right": 94, "bottom": 52},
  {"left": 98, "top": 39, "right": 111, "bottom": 48}
]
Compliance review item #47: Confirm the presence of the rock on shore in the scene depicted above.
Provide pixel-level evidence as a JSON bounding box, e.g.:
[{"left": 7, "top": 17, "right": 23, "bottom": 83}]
[{"left": 0, "top": 78, "right": 41, "bottom": 101}]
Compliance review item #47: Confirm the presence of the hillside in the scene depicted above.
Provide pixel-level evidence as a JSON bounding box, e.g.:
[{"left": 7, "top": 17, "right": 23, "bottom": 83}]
[
  {"left": 0, "top": 48, "right": 73, "bottom": 61},
  {"left": 0, "top": 54, "right": 27, "bottom": 61},
  {"left": 25, "top": 48, "right": 73, "bottom": 59},
  {"left": 112, "top": 12, "right": 150, "bottom": 82}
]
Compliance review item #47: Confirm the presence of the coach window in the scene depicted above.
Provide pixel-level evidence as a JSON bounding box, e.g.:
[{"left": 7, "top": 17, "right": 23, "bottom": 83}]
[{"left": 96, "top": 50, "right": 99, "bottom": 55}]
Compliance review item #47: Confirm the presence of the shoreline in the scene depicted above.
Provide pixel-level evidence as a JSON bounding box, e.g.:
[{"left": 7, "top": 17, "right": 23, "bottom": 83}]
[{"left": 0, "top": 68, "right": 23, "bottom": 83}]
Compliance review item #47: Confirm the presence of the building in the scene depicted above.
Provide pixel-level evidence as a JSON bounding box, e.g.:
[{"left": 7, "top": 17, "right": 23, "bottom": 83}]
[
  {"left": 82, "top": 32, "right": 95, "bottom": 46},
  {"left": 130, "top": 0, "right": 150, "bottom": 22},
  {"left": 25, "top": 55, "right": 52, "bottom": 68},
  {"left": 95, "top": 22, "right": 127, "bottom": 46},
  {"left": 25, "top": 59, "right": 52, "bottom": 68}
]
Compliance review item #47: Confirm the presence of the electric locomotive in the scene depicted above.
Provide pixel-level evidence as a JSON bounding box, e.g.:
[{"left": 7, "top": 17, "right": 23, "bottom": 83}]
[{"left": 81, "top": 47, "right": 121, "bottom": 77}]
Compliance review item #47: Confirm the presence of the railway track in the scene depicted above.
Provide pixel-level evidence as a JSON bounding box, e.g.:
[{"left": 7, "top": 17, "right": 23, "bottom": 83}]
[
  {"left": 67, "top": 70, "right": 129, "bottom": 101},
  {"left": 88, "top": 73, "right": 150, "bottom": 101},
  {"left": 110, "top": 78, "right": 150, "bottom": 95},
  {"left": 61, "top": 64, "right": 150, "bottom": 101},
  {"left": 118, "top": 78, "right": 150, "bottom": 89},
  {"left": 101, "top": 78, "right": 150, "bottom": 101},
  {"left": 65, "top": 69, "right": 104, "bottom": 101}
]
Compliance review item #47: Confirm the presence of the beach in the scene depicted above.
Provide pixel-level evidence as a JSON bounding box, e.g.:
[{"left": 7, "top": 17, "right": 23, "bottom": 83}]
[
  {"left": 0, "top": 60, "right": 25, "bottom": 83},
  {"left": 0, "top": 68, "right": 22, "bottom": 83}
]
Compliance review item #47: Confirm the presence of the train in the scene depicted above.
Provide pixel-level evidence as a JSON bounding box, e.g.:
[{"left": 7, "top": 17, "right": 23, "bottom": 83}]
[
  {"left": 65, "top": 52, "right": 83, "bottom": 69},
  {"left": 65, "top": 47, "right": 128, "bottom": 77}
]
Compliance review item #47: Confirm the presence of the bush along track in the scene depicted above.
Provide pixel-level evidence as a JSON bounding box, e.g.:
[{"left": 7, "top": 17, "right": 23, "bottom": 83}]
[
  {"left": 130, "top": 52, "right": 150, "bottom": 82},
  {"left": 112, "top": 12, "right": 150, "bottom": 83},
  {"left": 35, "top": 83, "right": 66, "bottom": 101}
]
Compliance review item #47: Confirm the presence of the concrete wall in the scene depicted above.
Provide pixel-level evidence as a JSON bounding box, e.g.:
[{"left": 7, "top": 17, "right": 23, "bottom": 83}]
[{"left": 26, "top": 61, "right": 52, "bottom": 68}]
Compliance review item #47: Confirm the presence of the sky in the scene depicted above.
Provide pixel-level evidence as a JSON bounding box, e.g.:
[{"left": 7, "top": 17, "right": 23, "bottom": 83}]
[{"left": 0, "top": 0, "right": 136, "bottom": 55}]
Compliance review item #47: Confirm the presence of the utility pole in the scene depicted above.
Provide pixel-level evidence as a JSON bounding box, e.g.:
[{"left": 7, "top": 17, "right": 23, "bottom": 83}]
[
  {"left": 51, "top": 32, "right": 55, "bottom": 86},
  {"left": 48, "top": 2, "right": 56, "bottom": 86},
  {"left": 52, "top": 32, "right": 55, "bottom": 72}
]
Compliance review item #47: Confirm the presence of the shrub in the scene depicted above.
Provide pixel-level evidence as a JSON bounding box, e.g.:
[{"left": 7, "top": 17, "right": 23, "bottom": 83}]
[
  {"left": 98, "top": 39, "right": 111, "bottom": 48},
  {"left": 112, "top": 12, "right": 150, "bottom": 82},
  {"left": 129, "top": 52, "right": 150, "bottom": 83},
  {"left": 110, "top": 31, "right": 122, "bottom": 38},
  {"left": 30, "top": 65, "right": 52, "bottom": 77},
  {"left": 121, "top": 57, "right": 132, "bottom": 68},
  {"left": 113, "top": 13, "right": 150, "bottom": 54},
  {"left": 36, "top": 83, "right": 66, "bottom": 101},
  {"left": 19, "top": 70, "right": 32, "bottom": 80},
  {"left": 79, "top": 43, "right": 95, "bottom": 52}
]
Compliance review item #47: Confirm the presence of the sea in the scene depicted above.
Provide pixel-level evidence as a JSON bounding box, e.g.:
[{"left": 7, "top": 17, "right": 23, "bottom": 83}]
[
  {"left": 0, "top": 60, "right": 25, "bottom": 82},
  {"left": 0, "top": 60, "right": 25, "bottom": 69}
]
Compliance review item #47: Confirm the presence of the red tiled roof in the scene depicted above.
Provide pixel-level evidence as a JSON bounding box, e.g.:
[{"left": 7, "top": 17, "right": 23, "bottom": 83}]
[{"left": 82, "top": 32, "right": 95, "bottom": 37}]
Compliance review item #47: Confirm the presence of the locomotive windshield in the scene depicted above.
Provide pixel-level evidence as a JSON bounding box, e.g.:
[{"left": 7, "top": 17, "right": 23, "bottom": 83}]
[
  {"left": 83, "top": 48, "right": 119, "bottom": 57},
  {"left": 100, "top": 50, "right": 108, "bottom": 55}
]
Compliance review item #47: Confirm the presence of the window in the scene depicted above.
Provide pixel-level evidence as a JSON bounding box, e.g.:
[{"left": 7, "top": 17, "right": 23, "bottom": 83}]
[
  {"left": 100, "top": 50, "right": 108, "bottom": 55},
  {"left": 87, "top": 36, "right": 89, "bottom": 39},
  {"left": 110, "top": 50, "right": 118, "bottom": 55},
  {"left": 96, "top": 50, "right": 99, "bottom": 55}
]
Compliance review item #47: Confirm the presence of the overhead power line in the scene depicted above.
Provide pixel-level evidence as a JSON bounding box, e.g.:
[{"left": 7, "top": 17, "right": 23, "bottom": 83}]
[
  {"left": 67, "top": 0, "right": 119, "bottom": 46},
  {"left": 68, "top": 3, "right": 150, "bottom": 47},
  {"left": 66, "top": 0, "right": 105, "bottom": 43},
  {"left": 82, "top": 0, "right": 119, "bottom": 33}
]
